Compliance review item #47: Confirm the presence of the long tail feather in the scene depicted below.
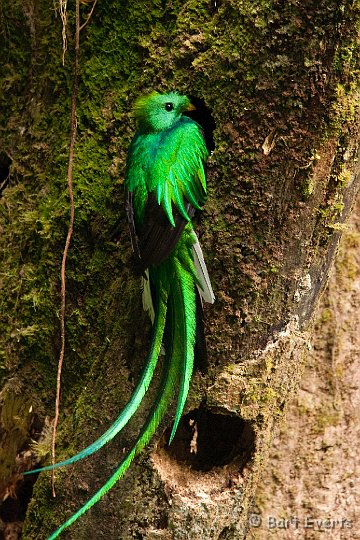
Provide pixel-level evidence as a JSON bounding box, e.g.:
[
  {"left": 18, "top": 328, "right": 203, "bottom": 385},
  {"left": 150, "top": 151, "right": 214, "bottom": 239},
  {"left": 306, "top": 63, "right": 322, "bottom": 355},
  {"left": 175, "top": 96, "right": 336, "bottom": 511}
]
[
  {"left": 168, "top": 263, "right": 196, "bottom": 444},
  {"left": 39, "top": 232, "right": 210, "bottom": 537},
  {"left": 25, "top": 287, "right": 168, "bottom": 477},
  {"left": 142, "top": 269, "right": 155, "bottom": 323},
  {"left": 47, "top": 313, "right": 179, "bottom": 540},
  {"left": 192, "top": 234, "right": 215, "bottom": 304}
]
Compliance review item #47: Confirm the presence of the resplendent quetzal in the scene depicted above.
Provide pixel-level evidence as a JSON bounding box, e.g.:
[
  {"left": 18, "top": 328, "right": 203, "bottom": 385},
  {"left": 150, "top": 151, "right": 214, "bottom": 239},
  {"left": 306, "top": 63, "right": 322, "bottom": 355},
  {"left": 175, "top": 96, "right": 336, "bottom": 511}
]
[{"left": 26, "top": 91, "right": 214, "bottom": 539}]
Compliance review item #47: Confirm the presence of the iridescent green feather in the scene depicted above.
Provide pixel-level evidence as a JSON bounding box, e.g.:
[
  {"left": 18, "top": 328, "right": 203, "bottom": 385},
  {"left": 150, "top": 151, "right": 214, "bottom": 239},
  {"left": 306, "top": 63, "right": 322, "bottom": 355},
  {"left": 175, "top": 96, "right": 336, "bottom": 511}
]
[
  {"left": 168, "top": 253, "right": 196, "bottom": 443},
  {"left": 47, "top": 234, "right": 197, "bottom": 539},
  {"left": 48, "top": 310, "right": 179, "bottom": 539},
  {"left": 24, "top": 287, "right": 169, "bottom": 474},
  {"left": 127, "top": 117, "right": 208, "bottom": 224},
  {"left": 33, "top": 92, "right": 214, "bottom": 539}
]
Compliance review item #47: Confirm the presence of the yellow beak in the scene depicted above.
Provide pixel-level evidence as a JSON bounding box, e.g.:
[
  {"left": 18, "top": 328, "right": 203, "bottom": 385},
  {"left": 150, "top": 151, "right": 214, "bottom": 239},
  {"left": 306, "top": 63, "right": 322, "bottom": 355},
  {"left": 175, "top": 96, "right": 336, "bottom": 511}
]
[{"left": 186, "top": 102, "right": 196, "bottom": 111}]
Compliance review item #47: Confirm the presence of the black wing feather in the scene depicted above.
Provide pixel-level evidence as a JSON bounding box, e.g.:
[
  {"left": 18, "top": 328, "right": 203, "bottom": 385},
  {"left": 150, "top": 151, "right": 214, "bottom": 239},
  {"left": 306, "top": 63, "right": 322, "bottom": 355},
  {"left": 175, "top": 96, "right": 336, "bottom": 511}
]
[
  {"left": 135, "top": 192, "right": 196, "bottom": 270},
  {"left": 194, "top": 289, "right": 208, "bottom": 372},
  {"left": 125, "top": 190, "right": 142, "bottom": 262}
]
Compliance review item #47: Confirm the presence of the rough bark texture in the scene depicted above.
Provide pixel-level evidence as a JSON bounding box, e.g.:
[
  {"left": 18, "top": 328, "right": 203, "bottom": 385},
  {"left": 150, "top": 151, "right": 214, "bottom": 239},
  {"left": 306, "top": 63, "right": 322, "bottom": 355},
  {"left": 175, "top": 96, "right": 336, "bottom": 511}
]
[
  {"left": 253, "top": 197, "right": 360, "bottom": 539},
  {"left": 0, "top": 1, "right": 359, "bottom": 539}
]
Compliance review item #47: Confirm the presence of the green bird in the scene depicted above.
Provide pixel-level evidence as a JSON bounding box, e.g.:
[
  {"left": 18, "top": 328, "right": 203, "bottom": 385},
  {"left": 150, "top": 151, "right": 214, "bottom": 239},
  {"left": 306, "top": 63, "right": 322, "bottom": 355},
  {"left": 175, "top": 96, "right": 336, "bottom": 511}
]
[{"left": 25, "top": 91, "right": 214, "bottom": 539}]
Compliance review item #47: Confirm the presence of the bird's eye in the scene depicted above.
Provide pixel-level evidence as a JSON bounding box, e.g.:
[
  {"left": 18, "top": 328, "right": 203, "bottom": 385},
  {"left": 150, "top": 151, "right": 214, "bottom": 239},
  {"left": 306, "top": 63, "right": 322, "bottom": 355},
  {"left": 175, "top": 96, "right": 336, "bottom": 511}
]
[{"left": 165, "top": 102, "right": 174, "bottom": 111}]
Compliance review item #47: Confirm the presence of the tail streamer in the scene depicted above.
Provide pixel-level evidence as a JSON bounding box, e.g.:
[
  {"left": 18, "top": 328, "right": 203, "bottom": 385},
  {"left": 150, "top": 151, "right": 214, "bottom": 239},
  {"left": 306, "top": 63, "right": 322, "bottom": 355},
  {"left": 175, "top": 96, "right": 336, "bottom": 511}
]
[
  {"left": 25, "top": 287, "right": 168, "bottom": 476},
  {"left": 26, "top": 91, "right": 215, "bottom": 539},
  {"left": 47, "top": 291, "right": 180, "bottom": 540}
]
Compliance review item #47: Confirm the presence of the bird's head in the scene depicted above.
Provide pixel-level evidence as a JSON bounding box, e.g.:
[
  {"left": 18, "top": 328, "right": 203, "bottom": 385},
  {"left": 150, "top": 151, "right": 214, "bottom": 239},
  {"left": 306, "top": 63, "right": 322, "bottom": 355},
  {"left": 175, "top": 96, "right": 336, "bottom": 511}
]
[{"left": 133, "top": 92, "right": 195, "bottom": 133}]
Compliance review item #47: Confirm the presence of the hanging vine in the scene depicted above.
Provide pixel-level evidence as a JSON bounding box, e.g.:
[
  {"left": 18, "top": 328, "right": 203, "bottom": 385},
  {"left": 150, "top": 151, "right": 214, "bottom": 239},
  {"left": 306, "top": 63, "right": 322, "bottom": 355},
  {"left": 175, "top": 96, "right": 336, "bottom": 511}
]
[{"left": 51, "top": 0, "right": 97, "bottom": 497}]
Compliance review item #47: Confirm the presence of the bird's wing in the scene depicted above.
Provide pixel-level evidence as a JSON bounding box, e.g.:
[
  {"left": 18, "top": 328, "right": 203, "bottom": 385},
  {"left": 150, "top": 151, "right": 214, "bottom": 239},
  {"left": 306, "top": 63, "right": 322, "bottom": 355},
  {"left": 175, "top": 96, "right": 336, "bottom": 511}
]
[
  {"left": 148, "top": 120, "right": 208, "bottom": 227},
  {"left": 136, "top": 191, "right": 195, "bottom": 269},
  {"left": 126, "top": 120, "right": 209, "bottom": 270}
]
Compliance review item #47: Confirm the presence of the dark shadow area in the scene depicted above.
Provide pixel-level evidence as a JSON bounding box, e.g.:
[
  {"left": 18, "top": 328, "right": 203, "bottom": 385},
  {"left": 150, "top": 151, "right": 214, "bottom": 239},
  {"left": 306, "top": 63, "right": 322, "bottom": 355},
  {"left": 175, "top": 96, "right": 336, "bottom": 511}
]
[
  {"left": 0, "top": 152, "right": 12, "bottom": 196},
  {"left": 162, "top": 407, "right": 255, "bottom": 472},
  {"left": 0, "top": 414, "right": 42, "bottom": 538},
  {"left": 185, "top": 96, "right": 216, "bottom": 153},
  {"left": 219, "top": 526, "right": 235, "bottom": 539},
  {"left": 0, "top": 473, "right": 38, "bottom": 524}
]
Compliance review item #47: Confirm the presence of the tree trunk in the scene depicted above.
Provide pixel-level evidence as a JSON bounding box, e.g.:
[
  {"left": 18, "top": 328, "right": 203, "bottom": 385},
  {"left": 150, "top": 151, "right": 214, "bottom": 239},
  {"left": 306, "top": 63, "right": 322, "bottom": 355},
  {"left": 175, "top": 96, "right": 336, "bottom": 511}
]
[
  {"left": 0, "top": 1, "right": 359, "bottom": 539},
  {"left": 253, "top": 198, "right": 360, "bottom": 538}
]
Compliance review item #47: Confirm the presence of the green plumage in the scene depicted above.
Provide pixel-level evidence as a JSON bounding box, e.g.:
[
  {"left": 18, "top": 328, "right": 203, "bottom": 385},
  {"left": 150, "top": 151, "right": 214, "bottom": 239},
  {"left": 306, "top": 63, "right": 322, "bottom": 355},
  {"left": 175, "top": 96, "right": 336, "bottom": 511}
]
[
  {"left": 126, "top": 104, "right": 208, "bottom": 225},
  {"left": 126, "top": 91, "right": 213, "bottom": 443},
  {"left": 27, "top": 91, "right": 214, "bottom": 539}
]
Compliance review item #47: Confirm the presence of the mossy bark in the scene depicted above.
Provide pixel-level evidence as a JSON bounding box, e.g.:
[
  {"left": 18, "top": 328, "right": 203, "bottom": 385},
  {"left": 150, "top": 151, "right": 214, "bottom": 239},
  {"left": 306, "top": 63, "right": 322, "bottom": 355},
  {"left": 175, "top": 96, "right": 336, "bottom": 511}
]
[{"left": 0, "top": 1, "right": 359, "bottom": 538}]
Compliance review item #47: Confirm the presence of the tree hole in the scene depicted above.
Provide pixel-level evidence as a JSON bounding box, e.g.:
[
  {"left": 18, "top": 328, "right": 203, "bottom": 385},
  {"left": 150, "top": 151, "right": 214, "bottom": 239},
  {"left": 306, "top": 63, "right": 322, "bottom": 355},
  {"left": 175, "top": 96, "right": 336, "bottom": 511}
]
[
  {"left": 0, "top": 414, "right": 43, "bottom": 538},
  {"left": 162, "top": 408, "right": 255, "bottom": 472},
  {"left": 0, "top": 472, "right": 39, "bottom": 538},
  {"left": 0, "top": 151, "right": 12, "bottom": 196},
  {"left": 0, "top": 474, "right": 37, "bottom": 522},
  {"left": 184, "top": 96, "right": 216, "bottom": 153}
]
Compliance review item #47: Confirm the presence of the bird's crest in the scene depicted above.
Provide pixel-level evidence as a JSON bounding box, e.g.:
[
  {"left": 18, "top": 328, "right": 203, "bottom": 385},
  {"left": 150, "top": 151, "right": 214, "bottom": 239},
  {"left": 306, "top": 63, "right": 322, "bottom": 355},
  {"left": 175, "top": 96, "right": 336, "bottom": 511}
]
[{"left": 133, "top": 91, "right": 192, "bottom": 132}]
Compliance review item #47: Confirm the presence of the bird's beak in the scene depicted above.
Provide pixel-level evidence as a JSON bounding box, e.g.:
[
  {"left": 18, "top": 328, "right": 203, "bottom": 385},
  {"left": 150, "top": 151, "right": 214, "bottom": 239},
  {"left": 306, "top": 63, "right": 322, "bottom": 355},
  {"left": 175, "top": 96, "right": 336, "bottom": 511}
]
[{"left": 186, "top": 103, "right": 196, "bottom": 111}]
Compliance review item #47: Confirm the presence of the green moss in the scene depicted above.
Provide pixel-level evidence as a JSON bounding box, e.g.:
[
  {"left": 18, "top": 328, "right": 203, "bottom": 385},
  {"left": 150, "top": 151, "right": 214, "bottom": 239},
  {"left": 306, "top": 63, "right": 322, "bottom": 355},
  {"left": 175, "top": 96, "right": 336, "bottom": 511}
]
[
  {"left": 319, "top": 308, "right": 333, "bottom": 323},
  {"left": 335, "top": 229, "right": 360, "bottom": 286},
  {"left": 313, "top": 405, "right": 342, "bottom": 433},
  {"left": 0, "top": 384, "right": 33, "bottom": 479}
]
